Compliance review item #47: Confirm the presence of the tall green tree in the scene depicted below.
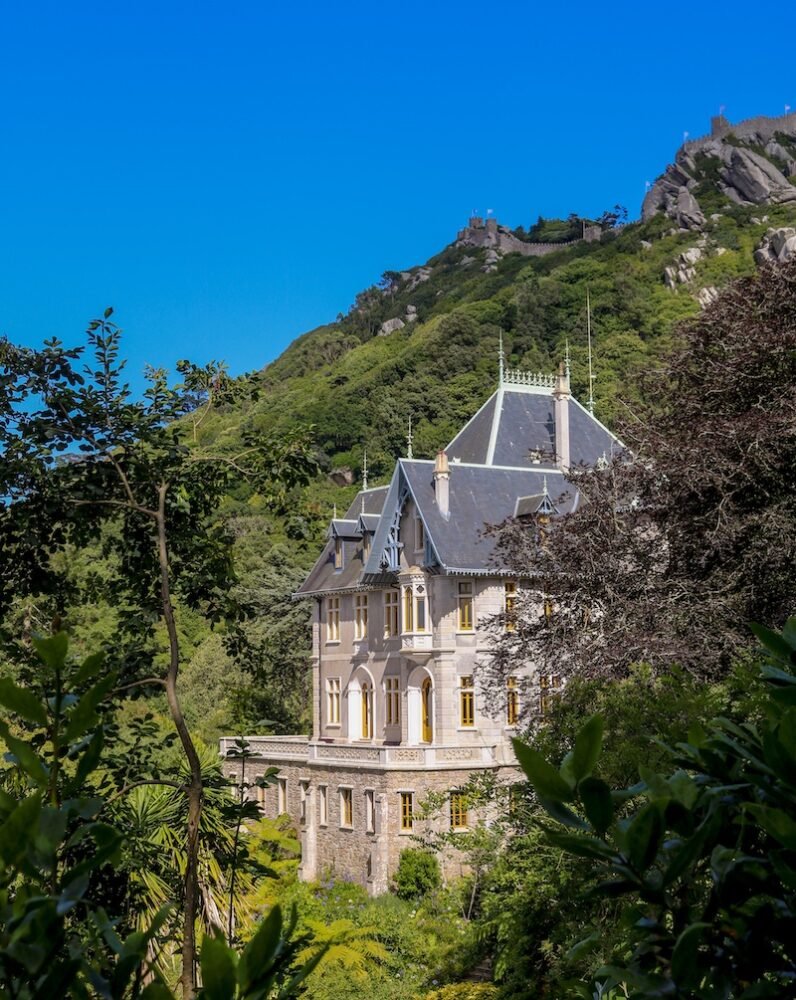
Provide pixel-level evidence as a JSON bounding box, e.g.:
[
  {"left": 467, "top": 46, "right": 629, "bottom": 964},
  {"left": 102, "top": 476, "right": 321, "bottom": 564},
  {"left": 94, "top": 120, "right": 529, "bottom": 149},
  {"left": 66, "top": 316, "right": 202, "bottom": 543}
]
[{"left": 0, "top": 312, "right": 316, "bottom": 996}]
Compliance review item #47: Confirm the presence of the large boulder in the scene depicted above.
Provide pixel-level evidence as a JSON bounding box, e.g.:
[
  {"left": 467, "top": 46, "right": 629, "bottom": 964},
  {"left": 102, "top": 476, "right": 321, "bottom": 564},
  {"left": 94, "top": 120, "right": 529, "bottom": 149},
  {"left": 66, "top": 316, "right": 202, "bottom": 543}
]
[
  {"left": 754, "top": 227, "right": 796, "bottom": 265},
  {"left": 719, "top": 146, "right": 796, "bottom": 205},
  {"left": 378, "top": 317, "right": 406, "bottom": 337}
]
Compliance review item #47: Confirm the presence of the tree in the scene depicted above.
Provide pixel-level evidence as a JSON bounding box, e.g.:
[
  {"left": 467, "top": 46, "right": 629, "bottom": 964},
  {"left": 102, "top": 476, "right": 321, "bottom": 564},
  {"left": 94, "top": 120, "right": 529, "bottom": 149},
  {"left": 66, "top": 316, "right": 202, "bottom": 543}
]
[
  {"left": 512, "top": 617, "right": 796, "bottom": 998},
  {"left": 0, "top": 313, "right": 317, "bottom": 996},
  {"left": 484, "top": 258, "right": 796, "bottom": 692}
]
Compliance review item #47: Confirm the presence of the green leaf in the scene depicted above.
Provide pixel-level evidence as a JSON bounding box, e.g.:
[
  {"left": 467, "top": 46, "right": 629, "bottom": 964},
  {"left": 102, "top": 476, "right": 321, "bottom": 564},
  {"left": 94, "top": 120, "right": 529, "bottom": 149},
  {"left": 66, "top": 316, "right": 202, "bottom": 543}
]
[
  {"left": 238, "top": 904, "right": 282, "bottom": 991},
  {"left": 64, "top": 672, "right": 116, "bottom": 743},
  {"left": 545, "top": 829, "right": 615, "bottom": 861},
  {"left": 579, "top": 777, "right": 613, "bottom": 834},
  {"left": 0, "top": 794, "right": 41, "bottom": 866},
  {"left": 751, "top": 622, "right": 796, "bottom": 667},
  {"left": 32, "top": 632, "right": 69, "bottom": 670},
  {"left": 571, "top": 715, "right": 604, "bottom": 783},
  {"left": 671, "top": 922, "right": 709, "bottom": 987},
  {"left": 0, "top": 720, "right": 49, "bottom": 784},
  {"left": 74, "top": 652, "right": 105, "bottom": 685},
  {"left": 74, "top": 729, "right": 104, "bottom": 786},
  {"left": 200, "top": 933, "right": 237, "bottom": 1000},
  {"left": 140, "top": 984, "right": 175, "bottom": 999},
  {"left": 0, "top": 678, "right": 48, "bottom": 726},
  {"left": 625, "top": 803, "right": 662, "bottom": 872},
  {"left": 512, "top": 738, "right": 575, "bottom": 802},
  {"left": 538, "top": 796, "right": 588, "bottom": 830},
  {"left": 745, "top": 804, "right": 796, "bottom": 849}
]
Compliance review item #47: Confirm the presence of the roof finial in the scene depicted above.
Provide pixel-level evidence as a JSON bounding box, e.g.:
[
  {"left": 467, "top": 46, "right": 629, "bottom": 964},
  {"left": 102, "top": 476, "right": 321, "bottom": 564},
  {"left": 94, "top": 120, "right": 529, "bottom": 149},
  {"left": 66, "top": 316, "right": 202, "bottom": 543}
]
[
  {"left": 407, "top": 417, "right": 414, "bottom": 460},
  {"left": 543, "top": 473, "right": 548, "bottom": 496},
  {"left": 332, "top": 502, "right": 337, "bottom": 520},
  {"left": 498, "top": 332, "right": 505, "bottom": 386},
  {"left": 586, "top": 288, "right": 596, "bottom": 415},
  {"left": 564, "top": 339, "right": 571, "bottom": 381},
  {"left": 362, "top": 449, "right": 368, "bottom": 492}
]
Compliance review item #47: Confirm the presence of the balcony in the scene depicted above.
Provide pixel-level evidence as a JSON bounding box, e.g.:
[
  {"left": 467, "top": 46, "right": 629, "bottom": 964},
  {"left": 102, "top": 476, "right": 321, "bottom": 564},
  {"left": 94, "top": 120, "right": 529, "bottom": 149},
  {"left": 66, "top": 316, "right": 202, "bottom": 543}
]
[{"left": 220, "top": 736, "right": 506, "bottom": 770}]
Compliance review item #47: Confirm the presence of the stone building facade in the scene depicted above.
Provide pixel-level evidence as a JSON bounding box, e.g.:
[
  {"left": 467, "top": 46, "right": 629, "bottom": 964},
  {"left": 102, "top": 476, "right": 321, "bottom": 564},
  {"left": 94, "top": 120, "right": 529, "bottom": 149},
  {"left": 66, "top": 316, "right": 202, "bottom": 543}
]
[{"left": 220, "top": 358, "right": 620, "bottom": 893}]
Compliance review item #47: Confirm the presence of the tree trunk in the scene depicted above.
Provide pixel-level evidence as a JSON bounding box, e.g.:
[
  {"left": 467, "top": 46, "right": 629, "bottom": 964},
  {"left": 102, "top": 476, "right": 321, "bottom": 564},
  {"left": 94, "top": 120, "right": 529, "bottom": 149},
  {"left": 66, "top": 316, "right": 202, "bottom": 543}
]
[{"left": 157, "top": 484, "right": 203, "bottom": 999}]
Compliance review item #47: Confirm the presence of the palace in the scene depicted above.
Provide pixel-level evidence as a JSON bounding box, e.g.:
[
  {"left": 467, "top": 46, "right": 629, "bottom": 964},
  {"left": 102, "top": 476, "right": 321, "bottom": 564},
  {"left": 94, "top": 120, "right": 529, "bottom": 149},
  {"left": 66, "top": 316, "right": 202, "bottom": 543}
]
[{"left": 220, "top": 356, "right": 619, "bottom": 893}]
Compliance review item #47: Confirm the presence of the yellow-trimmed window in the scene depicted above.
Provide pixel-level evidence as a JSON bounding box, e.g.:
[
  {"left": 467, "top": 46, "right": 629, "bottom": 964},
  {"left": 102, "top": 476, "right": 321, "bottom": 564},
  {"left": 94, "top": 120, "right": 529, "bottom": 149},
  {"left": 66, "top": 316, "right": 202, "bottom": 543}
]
[
  {"left": 385, "top": 676, "right": 400, "bottom": 726},
  {"left": 326, "top": 597, "right": 340, "bottom": 641},
  {"left": 403, "top": 586, "right": 414, "bottom": 632},
  {"left": 340, "top": 787, "right": 353, "bottom": 828},
  {"left": 450, "top": 791, "right": 468, "bottom": 830},
  {"left": 326, "top": 677, "right": 341, "bottom": 725},
  {"left": 415, "top": 590, "right": 427, "bottom": 632},
  {"left": 539, "top": 674, "right": 562, "bottom": 716},
  {"left": 458, "top": 582, "right": 474, "bottom": 631},
  {"left": 507, "top": 676, "right": 519, "bottom": 726},
  {"left": 354, "top": 594, "right": 368, "bottom": 640},
  {"left": 361, "top": 682, "right": 374, "bottom": 739},
  {"left": 384, "top": 590, "right": 399, "bottom": 637},
  {"left": 504, "top": 580, "right": 517, "bottom": 631},
  {"left": 460, "top": 675, "right": 475, "bottom": 727},
  {"left": 400, "top": 792, "right": 414, "bottom": 832}
]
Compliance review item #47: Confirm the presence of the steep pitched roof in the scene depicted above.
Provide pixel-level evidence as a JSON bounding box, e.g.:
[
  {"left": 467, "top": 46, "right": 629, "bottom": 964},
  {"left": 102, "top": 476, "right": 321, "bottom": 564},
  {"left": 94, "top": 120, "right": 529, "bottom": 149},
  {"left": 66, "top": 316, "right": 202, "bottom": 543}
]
[
  {"left": 296, "top": 486, "right": 389, "bottom": 596},
  {"left": 446, "top": 386, "right": 619, "bottom": 467}
]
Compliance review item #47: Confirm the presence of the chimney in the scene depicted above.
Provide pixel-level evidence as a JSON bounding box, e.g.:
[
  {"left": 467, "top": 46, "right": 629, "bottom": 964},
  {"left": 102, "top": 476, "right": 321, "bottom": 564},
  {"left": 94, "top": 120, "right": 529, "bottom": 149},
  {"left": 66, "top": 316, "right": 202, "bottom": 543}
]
[
  {"left": 434, "top": 449, "right": 450, "bottom": 519},
  {"left": 553, "top": 362, "right": 570, "bottom": 471}
]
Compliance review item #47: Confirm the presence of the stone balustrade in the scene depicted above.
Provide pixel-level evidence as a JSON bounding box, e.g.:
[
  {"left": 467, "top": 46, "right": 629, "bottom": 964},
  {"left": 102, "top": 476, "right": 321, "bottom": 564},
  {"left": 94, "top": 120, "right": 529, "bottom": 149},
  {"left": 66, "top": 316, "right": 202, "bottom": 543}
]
[{"left": 219, "top": 735, "right": 507, "bottom": 770}]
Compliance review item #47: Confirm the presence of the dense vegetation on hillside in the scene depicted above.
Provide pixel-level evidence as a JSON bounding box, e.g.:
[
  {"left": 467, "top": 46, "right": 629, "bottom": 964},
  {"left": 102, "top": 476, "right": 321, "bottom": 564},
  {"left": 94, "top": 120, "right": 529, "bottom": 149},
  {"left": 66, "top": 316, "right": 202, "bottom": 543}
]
[{"left": 2, "top": 144, "right": 796, "bottom": 996}]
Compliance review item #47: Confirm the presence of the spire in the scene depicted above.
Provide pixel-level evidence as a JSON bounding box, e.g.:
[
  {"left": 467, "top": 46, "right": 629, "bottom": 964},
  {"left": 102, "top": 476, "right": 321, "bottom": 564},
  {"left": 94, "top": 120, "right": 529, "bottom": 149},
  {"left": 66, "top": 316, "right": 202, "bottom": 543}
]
[
  {"left": 498, "top": 332, "right": 505, "bottom": 386},
  {"left": 361, "top": 450, "right": 368, "bottom": 513},
  {"left": 564, "top": 339, "right": 571, "bottom": 382},
  {"left": 406, "top": 417, "right": 414, "bottom": 460},
  {"left": 586, "top": 289, "right": 596, "bottom": 415},
  {"left": 542, "top": 473, "right": 548, "bottom": 496},
  {"left": 332, "top": 503, "right": 337, "bottom": 520}
]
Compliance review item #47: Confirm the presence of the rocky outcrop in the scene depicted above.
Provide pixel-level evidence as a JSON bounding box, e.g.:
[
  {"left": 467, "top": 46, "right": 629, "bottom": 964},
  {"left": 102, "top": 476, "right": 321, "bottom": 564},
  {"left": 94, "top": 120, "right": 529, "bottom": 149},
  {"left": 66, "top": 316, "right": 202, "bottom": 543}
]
[
  {"left": 643, "top": 113, "right": 796, "bottom": 228},
  {"left": 754, "top": 227, "right": 796, "bottom": 265},
  {"left": 378, "top": 317, "right": 405, "bottom": 337}
]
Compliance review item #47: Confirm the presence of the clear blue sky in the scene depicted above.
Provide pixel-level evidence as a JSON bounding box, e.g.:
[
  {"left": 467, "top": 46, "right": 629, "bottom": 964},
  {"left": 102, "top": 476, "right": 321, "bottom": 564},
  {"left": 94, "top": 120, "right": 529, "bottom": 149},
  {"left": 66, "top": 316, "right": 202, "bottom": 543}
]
[{"left": 2, "top": 1, "right": 794, "bottom": 384}]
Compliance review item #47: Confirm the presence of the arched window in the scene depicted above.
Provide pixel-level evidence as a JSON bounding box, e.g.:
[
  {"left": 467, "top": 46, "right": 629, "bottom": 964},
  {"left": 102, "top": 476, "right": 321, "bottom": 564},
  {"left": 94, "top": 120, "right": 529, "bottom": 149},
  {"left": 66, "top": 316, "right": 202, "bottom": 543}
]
[
  {"left": 421, "top": 677, "right": 433, "bottom": 743},
  {"left": 361, "top": 681, "right": 374, "bottom": 739}
]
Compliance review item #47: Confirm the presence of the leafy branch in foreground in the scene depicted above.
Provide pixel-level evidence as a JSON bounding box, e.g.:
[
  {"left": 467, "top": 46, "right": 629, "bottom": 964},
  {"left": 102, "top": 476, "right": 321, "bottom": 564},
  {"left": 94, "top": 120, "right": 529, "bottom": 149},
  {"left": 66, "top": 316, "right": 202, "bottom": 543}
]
[
  {"left": 0, "top": 312, "right": 318, "bottom": 996},
  {"left": 513, "top": 617, "right": 796, "bottom": 998}
]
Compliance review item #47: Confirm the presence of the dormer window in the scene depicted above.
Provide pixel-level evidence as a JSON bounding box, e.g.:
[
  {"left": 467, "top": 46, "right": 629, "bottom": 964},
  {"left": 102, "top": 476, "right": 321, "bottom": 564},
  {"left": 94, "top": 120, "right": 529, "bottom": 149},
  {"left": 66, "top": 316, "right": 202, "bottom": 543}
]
[
  {"left": 334, "top": 537, "right": 343, "bottom": 570},
  {"left": 363, "top": 533, "right": 371, "bottom": 562},
  {"left": 415, "top": 517, "right": 425, "bottom": 553}
]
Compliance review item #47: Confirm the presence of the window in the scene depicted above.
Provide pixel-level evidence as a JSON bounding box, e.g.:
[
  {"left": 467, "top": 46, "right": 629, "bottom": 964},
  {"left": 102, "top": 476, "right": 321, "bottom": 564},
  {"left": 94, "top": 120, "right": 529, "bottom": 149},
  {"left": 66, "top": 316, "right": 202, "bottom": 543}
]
[
  {"left": 415, "top": 517, "right": 425, "bottom": 552},
  {"left": 403, "top": 586, "right": 413, "bottom": 632},
  {"left": 539, "top": 674, "right": 562, "bottom": 716},
  {"left": 326, "top": 677, "right": 341, "bottom": 725},
  {"left": 415, "top": 590, "right": 427, "bottom": 632},
  {"left": 385, "top": 676, "right": 400, "bottom": 726},
  {"left": 354, "top": 594, "right": 368, "bottom": 640},
  {"left": 255, "top": 782, "right": 267, "bottom": 813},
  {"left": 326, "top": 597, "right": 340, "bottom": 642},
  {"left": 365, "top": 789, "right": 376, "bottom": 833},
  {"left": 506, "top": 676, "right": 520, "bottom": 726},
  {"left": 459, "top": 675, "right": 475, "bottom": 727},
  {"left": 400, "top": 792, "right": 414, "bottom": 832},
  {"left": 361, "top": 681, "right": 374, "bottom": 739},
  {"left": 340, "top": 787, "right": 353, "bottom": 828},
  {"left": 421, "top": 677, "right": 433, "bottom": 743},
  {"left": 299, "top": 781, "right": 308, "bottom": 825},
  {"left": 450, "top": 792, "right": 468, "bottom": 830},
  {"left": 363, "top": 533, "right": 371, "bottom": 562},
  {"left": 319, "top": 785, "right": 328, "bottom": 826},
  {"left": 458, "top": 582, "right": 474, "bottom": 631},
  {"left": 277, "top": 778, "right": 287, "bottom": 814},
  {"left": 504, "top": 581, "right": 517, "bottom": 631},
  {"left": 334, "top": 537, "right": 343, "bottom": 570},
  {"left": 384, "top": 590, "right": 399, "bottom": 637}
]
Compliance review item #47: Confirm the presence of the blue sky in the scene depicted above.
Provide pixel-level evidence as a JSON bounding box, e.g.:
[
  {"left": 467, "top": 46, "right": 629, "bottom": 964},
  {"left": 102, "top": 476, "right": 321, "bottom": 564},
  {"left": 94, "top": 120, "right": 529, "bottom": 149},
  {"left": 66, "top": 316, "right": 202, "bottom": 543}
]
[{"left": 2, "top": 1, "right": 794, "bottom": 385}]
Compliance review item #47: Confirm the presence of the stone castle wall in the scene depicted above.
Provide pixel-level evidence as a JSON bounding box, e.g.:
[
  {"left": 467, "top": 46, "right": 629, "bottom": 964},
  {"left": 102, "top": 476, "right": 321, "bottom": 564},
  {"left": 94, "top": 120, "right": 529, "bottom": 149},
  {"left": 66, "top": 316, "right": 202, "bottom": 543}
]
[{"left": 683, "top": 112, "right": 796, "bottom": 157}]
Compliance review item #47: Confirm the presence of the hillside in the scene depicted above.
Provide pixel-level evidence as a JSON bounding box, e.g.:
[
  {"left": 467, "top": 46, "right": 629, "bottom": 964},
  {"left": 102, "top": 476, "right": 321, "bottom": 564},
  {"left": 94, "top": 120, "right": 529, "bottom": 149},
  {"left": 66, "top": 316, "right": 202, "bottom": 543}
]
[{"left": 202, "top": 113, "right": 796, "bottom": 534}]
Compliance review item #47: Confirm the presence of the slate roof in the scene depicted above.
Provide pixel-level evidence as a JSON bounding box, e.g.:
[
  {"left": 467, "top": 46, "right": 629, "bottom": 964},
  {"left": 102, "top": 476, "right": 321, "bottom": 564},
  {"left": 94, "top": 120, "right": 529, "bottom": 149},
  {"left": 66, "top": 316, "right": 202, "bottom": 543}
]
[
  {"left": 296, "top": 379, "right": 620, "bottom": 596},
  {"left": 446, "top": 386, "right": 619, "bottom": 467},
  {"left": 296, "top": 487, "right": 389, "bottom": 596}
]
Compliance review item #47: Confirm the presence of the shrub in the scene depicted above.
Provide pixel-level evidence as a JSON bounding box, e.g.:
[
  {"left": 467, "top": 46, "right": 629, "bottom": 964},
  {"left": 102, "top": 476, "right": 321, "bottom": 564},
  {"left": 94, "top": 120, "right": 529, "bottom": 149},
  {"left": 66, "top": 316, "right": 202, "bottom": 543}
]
[
  {"left": 422, "top": 985, "right": 498, "bottom": 1000},
  {"left": 395, "top": 849, "right": 442, "bottom": 901}
]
